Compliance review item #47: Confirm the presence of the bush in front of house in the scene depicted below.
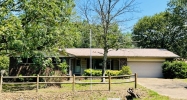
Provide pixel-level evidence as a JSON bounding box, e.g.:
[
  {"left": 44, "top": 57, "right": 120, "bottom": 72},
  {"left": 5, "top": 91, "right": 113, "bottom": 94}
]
[
  {"left": 0, "top": 56, "right": 9, "bottom": 75},
  {"left": 84, "top": 69, "right": 120, "bottom": 76},
  {"left": 84, "top": 69, "right": 102, "bottom": 76},
  {"left": 162, "top": 61, "right": 187, "bottom": 79},
  {"left": 119, "top": 66, "right": 132, "bottom": 75},
  {"left": 106, "top": 70, "right": 120, "bottom": 76},
  {"left": 83, "top": 66, "right": 133, "bottom": 76}
]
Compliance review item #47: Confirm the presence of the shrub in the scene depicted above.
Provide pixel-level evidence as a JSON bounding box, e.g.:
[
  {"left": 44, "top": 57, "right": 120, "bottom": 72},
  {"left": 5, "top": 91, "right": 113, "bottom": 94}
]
[
  {"left": 162, "top": 61, "right": 173, "bottom": 78},
  {"left": 0, "top": 56, "right": 9, "bottom": 71},
  {"left": 0, "top": 56, "right": 9, "bottom": 75},
  {"left": 119, "top": 66, "right": 132, "bottom": 75},
  {"left": 84, "top": 66, "right": 132, "bottom": 76},
  {"left": 162, "top": 61, "right": 187, "bottom": 79},
  {"left": 84, "top": 69, "right": 120, "bottom": 76},
  {"left": 57, "top": 60, "right": 68, "bottom": 75},
  {"left": 106, "top": 70, "right": 120, "bottom": 76},
  {"left": 84, "top": 69, "right": 102, "bottom": 76}
]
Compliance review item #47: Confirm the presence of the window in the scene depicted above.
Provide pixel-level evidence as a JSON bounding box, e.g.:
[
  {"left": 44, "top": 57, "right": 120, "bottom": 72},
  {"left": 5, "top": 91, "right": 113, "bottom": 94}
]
[
  {"left": 87, "top": 58, "right": 113, "bottom": 69},
  {"left": 93, "top": 59, "right": 103, "bottom": 69}
]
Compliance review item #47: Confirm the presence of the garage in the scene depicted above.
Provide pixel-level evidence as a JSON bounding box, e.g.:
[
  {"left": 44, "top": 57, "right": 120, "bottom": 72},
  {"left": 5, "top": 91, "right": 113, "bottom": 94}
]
[{"left": 128, "top": 61, "right": 163, "bottom": 78}]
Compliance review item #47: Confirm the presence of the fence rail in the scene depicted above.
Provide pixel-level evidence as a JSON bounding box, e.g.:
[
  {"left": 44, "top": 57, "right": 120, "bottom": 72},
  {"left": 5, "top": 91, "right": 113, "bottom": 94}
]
[{"left": 0, "top": 73, "right": 137, "bottom": 92}]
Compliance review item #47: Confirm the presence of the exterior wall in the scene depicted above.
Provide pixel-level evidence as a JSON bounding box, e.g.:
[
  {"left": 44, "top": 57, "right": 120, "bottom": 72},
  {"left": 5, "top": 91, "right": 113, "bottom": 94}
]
[
  {"left": 81, "top": 58, "right": 87, "bottom": 75},
  {"left": 127, "top": 57, "right": 165, "bottom": 62}
]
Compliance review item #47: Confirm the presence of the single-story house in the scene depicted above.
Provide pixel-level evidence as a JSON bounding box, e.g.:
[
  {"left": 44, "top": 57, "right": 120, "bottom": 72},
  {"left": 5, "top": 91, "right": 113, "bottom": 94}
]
[
  {"left": 9, "top": 48, "right": 179, "bottom": 78},
  {"left": 65, "top": 48, "right": 179, "bottom": 78}
]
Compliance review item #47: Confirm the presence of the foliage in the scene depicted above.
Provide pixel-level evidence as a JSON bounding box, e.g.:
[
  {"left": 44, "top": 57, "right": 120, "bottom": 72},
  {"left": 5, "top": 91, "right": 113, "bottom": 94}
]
[
  {"left": 132, "top": 12, "right": 168, "bottom": 48},
  {"left": 84, "top": 69, "right": 102, "bottom": 76},
  {"left": 0, "top": 56, "right": 9, "bottom": 71},
  {"left": 84, "top": 69, "right": 120, "bottom": 76},
  {"left": 119, "top": 66, "right": 132, "bottom": 75},
  {"left": 170, "top": 0, "right": 187, "bottom": 7},
  {"left": 0, "top": 0, "right": 76, "bottom": 76},
  {"left": 162, "top": 61, "right": 187, "bottom": 78},
  {"left": 106, "top": 70, "right": 120, "bottom": 76},
  {"left": 73, "top": 21, "right": 134, "bottom": 48},
  {"left": 57, "top": 60, "right": 68, "bottom": 75},
  {"left": 132, "top": 1, "right": 187, "bottom": 58},
  {"left": 0, "top": 0, "right": 75, "bottom": 61}
]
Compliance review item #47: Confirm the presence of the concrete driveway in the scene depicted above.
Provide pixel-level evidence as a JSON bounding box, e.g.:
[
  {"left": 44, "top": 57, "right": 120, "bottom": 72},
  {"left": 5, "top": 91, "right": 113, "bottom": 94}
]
[{"left": 138, "top": 78, "right": 187, "bottom": 100}]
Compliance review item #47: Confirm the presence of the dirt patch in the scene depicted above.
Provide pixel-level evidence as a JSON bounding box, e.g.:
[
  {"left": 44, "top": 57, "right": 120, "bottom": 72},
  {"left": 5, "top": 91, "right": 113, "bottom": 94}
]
[
  {"left": 0, "top": 86, "right": 146, "bottom": 100},
  {"left": 138, "top": 78, "right": 187, "bottom": 100}
]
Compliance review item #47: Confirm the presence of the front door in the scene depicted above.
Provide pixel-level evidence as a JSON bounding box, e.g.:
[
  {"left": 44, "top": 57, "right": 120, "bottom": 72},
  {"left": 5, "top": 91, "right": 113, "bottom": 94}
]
[{"left": 74, "top": 60, "right": 81, "bottom": 75}]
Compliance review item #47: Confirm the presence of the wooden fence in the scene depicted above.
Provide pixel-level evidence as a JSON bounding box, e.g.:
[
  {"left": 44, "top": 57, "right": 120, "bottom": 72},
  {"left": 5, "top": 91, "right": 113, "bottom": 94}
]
[{"left": 0, "top": 73, "right": 137, "bottom": 92}]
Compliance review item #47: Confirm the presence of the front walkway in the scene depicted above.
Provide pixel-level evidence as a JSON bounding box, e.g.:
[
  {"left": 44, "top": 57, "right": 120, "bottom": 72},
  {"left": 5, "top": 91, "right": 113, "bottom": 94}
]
[{"left": 138, "top": 78, "right": 187, "bottom": 100}]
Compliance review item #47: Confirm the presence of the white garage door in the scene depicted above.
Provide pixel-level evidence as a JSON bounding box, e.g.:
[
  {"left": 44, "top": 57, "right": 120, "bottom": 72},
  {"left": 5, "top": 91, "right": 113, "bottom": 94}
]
[{"left": 128, "top": 61, "right": 163, "bottom": 78}]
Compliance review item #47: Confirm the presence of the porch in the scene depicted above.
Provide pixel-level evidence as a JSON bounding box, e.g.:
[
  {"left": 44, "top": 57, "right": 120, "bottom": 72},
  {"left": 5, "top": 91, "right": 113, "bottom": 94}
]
[{"left": 68, "top": 58, "right": 127, "bottom": 76}]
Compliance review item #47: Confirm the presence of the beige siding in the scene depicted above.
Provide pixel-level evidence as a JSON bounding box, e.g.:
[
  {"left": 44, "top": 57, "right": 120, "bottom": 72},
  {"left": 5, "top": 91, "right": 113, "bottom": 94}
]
[
  {"left": 127, "top": 57, "right": 165, "bottom": 62},
  {"left": 81, "top": 59, "right": 87, "bottom": 75}
]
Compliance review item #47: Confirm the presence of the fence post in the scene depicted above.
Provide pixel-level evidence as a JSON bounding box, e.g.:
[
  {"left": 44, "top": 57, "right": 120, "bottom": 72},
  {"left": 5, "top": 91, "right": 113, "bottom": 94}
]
[
  {"left": 109, "top": 75, "right": 111, "bottom": 91},
  {"left": 72, "top": 74, "right": 75, "bottom": 91},
  {"left": 36, "top": 74, "right": 39, "bottom": 92},
  {"left": 0, "top": 75, "right": 2, "bottom": 93},
  {"left": 135, "top": 73, "right": 137, "bottom": 89}
]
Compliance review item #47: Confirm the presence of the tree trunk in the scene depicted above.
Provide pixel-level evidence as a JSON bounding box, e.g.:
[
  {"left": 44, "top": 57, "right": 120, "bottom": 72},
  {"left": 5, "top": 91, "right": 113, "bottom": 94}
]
[{"left": 102, "top": 47, "right": 108, "bottom": 82}]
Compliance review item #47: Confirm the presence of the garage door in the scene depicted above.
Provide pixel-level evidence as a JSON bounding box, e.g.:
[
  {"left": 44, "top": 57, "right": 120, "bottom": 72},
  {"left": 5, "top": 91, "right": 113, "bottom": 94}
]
[{"left": 128, "top": 61, "right": 163, "bottom": 78}]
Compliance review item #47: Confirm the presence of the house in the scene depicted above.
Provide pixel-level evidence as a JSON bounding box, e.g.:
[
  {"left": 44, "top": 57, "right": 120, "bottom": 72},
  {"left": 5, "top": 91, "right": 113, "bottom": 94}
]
[
  {"left": 8, "top": 51, "right": 74, "bottom": 76},
  {"left": 9, "top": 48, "right": 179, "bottom": 78},
  {"left": 65, "top": 48, "right": 179, "bottom": 78}
]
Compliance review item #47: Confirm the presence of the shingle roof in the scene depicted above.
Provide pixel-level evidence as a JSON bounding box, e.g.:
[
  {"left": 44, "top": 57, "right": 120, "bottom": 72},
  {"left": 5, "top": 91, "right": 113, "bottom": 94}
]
[{"left": 65, "top": 48, "right": 179, "bottom": 58}]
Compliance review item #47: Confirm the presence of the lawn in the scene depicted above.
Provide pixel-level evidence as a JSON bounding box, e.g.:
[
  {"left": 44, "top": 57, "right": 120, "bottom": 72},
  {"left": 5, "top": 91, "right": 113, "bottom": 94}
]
[{"left": 1, "top": 78, "right": 173, "bottom": 100}]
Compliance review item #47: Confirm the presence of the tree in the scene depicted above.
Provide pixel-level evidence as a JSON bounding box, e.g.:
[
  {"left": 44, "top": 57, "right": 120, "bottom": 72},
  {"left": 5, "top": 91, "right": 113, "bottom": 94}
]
[
  {"left": 77, "top": 0, "right": 137, "bottom": 81},
  {"left": 132, "top": 1, "right": 187, "bottom": 58},
  {"left": 166, "top": 1, "right": 187, "bottom": 58},
  {"left": 73, "top": 21, "right": 133, "bottom": 48},
  {"left": 0, "top": 0, "right": 75, "bottom": 75},
  {"left": 132, "top": 12, "right": 170, "bottom": 48},
  {"left": 0, "top": 0, "right": 75, "bottom": 56},
  {"left": 170, "top": 0, "right": 187, "bottom": 7}
]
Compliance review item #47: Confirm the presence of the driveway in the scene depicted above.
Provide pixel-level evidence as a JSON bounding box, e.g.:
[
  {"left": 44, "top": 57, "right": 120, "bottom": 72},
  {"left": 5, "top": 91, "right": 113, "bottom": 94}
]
[{"left": 138, "top": 78, "right": 187, "bottom": 100}]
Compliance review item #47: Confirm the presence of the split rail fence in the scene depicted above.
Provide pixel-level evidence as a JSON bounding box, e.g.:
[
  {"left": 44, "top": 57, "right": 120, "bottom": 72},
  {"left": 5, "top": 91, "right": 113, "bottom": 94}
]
[{"left": 0, "top": 73, "right": 137, "bottom": 92}]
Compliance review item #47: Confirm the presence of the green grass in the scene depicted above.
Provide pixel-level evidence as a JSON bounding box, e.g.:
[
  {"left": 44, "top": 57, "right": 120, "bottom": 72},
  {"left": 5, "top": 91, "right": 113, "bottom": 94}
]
[
  {"left": 142, "top": 87, "right": 170, "bottom": 100},
  {"left": 184, "top": 79, "right": 187, "bottom": 82}
]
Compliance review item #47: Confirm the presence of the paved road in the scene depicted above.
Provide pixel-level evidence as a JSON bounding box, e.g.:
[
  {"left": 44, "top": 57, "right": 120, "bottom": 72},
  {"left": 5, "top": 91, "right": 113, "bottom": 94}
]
[{"left": 138, "top": 78, "right": 187, "bottom": 100}]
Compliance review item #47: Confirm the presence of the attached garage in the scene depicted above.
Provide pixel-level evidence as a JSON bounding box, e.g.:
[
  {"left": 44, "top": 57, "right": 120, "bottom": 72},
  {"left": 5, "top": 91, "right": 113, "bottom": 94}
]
[{"left": 128, "top": 61, "right": 163, "bottom": 78}]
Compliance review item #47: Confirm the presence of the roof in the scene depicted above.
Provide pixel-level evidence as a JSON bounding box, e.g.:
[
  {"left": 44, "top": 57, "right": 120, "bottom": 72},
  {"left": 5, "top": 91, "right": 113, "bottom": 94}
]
[{"left": 65, "top": 48, "right": 179, "bottom": 58}]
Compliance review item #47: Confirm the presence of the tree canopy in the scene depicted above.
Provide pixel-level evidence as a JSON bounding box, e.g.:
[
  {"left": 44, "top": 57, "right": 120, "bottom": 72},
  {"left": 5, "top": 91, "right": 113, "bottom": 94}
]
[
  {"left": 132, "top": 0, "right": 187, "bottom": 58},
  {"left": 73, "top": 20, "right": 134, "bottom": 48},
  {"left": 0, "top": 0, "right": 75, "bottom": 57}
]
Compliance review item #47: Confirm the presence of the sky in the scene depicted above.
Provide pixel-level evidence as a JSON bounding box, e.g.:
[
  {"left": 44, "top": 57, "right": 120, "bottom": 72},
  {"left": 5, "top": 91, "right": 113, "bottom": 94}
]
[
  {"left": 125, "top": 0, "right": 170, "bottom": 32},
  {"left": 75, "top": 0, "right": 171, "bottom": 32}
]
